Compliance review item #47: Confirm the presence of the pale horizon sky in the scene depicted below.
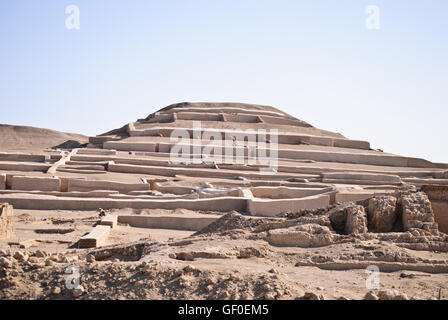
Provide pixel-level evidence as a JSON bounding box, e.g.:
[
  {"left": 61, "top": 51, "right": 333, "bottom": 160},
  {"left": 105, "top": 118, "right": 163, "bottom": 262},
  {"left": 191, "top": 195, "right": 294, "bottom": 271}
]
[{"left": 0, "top": 1, "right": 447, "bottom": 163}]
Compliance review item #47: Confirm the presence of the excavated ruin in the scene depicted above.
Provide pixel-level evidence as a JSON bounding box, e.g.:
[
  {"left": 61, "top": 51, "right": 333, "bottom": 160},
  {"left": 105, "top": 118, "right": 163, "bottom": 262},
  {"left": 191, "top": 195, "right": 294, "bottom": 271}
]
[{"left": 0, "top": 102, "right": 447, "bottom": 300}]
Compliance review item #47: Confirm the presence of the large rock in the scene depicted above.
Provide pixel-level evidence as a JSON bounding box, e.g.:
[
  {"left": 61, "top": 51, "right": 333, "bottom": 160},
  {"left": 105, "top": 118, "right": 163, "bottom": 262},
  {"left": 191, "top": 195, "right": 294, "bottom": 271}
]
[
  {"left": 367, "top": 196, "right": 397, "bottom": 232},
  {"left": 345, "top": 205, "right": 368, "bottom": 235},
  {"left": 401, "top": 192, "right": 438, "bottom": 234},
  {"left": 267, "top": 223, "right": 335, "bottom": 247},
  {"left": 0, "top": 203, "right": 14, "bottom": 239},
  {"left": 329, "top": 203, "right": 368, "bottom": 235}
]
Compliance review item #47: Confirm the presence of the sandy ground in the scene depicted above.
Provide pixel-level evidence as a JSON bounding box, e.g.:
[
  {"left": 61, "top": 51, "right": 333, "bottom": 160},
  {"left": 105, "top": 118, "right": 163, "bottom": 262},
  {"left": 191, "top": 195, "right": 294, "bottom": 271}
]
[{"left": 1, "top": 208, "right": 447, "bottom": 300}]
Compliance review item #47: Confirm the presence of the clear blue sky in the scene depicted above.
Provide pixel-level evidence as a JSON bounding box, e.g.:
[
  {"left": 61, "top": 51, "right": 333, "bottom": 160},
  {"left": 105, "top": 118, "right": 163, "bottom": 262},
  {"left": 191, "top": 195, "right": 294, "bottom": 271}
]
[{"left": 0, "top": 1, "right": 447, "bottom": 162}]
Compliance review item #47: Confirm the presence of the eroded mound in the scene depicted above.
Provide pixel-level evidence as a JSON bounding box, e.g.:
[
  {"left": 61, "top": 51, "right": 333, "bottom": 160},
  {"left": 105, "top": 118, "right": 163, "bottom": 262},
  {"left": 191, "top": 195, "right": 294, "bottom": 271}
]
[{"left": 0, "top": 124, "right": 88, "bottom": 152}]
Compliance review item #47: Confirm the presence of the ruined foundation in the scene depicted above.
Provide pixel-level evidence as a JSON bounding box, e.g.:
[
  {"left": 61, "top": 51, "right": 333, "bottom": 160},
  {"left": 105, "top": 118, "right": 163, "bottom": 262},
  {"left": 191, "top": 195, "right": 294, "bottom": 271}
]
[{"left": 1, "top": 102, "right": 447, "bottom": 300}]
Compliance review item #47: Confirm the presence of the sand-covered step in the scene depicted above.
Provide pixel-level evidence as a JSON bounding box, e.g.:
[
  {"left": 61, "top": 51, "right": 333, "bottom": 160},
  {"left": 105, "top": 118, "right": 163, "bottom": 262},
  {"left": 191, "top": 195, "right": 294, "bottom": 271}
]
[
  {"left": 321, "top": 172, "right": 402, "bottom": 185},
  {"left": 104, "top": 136, "right": 376, "bottom": 156},
  {"left": 108, "top": 163, "right": 320, "bottom": 181},
  {"left": 156, "top": 104, "right": 289, "bottom": 118},
  {"left": 0, "top": 193, "right": 248, "bottom": 211},
  {"left": 102, "top": 138, "right": 436, "bottom": 168},
  {"left": 128, "top": 126, "right": 370, "bottom": 150},
  {"left": 0, "top": 189, "right": 120, "bottom": 198},
  {"left": 335, "top": 190, "right": 395, "bottom": 203},
  {"left": 402, "top": 178, "right": 448, "bottom": 185},
  {"left": 64, "top": 153, "right": 445, "bottom": 183},
  {"left": 66, "top": 160, "right": 110, "bottom": 166},
  {"left": 66, "top": 179, "right": 149, "bottom": 194},
  {"left": 117, "top": 214, "right": 220, "bottom": 231},
  {"left": 0, "top": 153, "right": 46, "bottom": 162},
  {"left": 70, "top": 153, "right": 444, "bottom": 179},
  {"left": 59, "top": 164, "right": 106, "bottom": 171},
  {"left": 248, "top": 194, "right": 331, "bottom": 216},
  {"left": 76, "top": 149, "right": 117, "bottom": 156},
  {"left": 0, "top": 161, "right": 51, "bottom": 172},
  {"left": 11, "top": 176, "right": 61, "bottom": 192},
  {"left": 250, "top": 186, "right": 333, "bottom": 199},
  {"left": 56, "top": 168, "right": 107, "bottom": 174}
]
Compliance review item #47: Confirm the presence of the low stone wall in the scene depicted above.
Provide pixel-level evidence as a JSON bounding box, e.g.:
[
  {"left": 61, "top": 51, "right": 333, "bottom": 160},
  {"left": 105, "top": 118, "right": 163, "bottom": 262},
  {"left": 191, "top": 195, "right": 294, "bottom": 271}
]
[
  {"left": 11, "top": 176, "right": 61, "bottom": 192},
  {"left": 137, "top": 126, "right": 370, "bottom": 150},
  {"left": 333, "top": 138, "right": 370, "bottom": 150},
  {"left": 0, "top": 189, "right": 119, "bottom": 198},
  {"left": 248, "top": 194, "right": 330, "bottom": 216},
  {"left": 322, "top": 172, "right": 401, "bottom": 183},
  {"left": 422, "top": 185, "right": 448, "bottom": 234},
  {"left": 0, "top": 194, "right": 248, "bottom": 212},
  {"left": 160, "top": 106, "right": 285, "bottom": 118},
  {"left": 278, "top": 149, "right": 433, "bottom": 168},
  {"left": 0, "top": 162, "right": 51, "bottom": 172},
  {"left": 176, "top": 112, "right": 221, "bottom": 122},
  {"left": 225, "top": 113, "right": 260, "bottom": 123},
  {"left": 106, "top": 139, "right": 436, "bottom": 168},
  {"left": 250, "top": 186, "right": 331, "bottom": 199},
  {"left": 108, "top": 163, "right": 315, "bottom": 181},
  {"left": 103, "top": 141, "right": 157, "bottom": 152},
  {"left": 140, "top": 113, "right": 174, "bottom": 124},
  {"left": 77, "top": 149, "right": 117, "bottom": 156},
  {"left": 67, "top": 179, "right": 149, "bottom": 194},
  {"left": 260, "top": 115, "right": 307, "bottom": 127},
  {"left": 118, "top": 215, "right": 219, "bottom": 231},
  {"left": 403, "top": 178, "right": 448, "bottom": 186},
  {"left": 156, "top": 185, "right": 196, "bottom": 195},
  {"left": 70, "top": 155, "right": 115, "bottom": 162},
  {"left": 335, "top": 191, "right": 393, "bottom": 203},
  {"left": 0, "top": 153, "right": 46, "bottom": 162}
]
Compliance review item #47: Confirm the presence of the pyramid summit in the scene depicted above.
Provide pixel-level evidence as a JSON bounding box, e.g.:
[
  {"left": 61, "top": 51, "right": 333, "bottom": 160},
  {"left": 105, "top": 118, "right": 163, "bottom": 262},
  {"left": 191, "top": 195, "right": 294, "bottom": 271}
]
[{"left": 91, "top": 101, "right": 443, "bottom": 168}]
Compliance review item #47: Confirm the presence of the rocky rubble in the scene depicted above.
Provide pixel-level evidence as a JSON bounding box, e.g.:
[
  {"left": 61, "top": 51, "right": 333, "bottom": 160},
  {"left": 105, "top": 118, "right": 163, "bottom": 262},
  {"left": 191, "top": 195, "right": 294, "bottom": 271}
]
[
  {"left": 0, "top": 249, "right": 296, "bottom": 300},
  {"left": 367, "top": 196, "right": 397, "bottom": 232},
  {"left": 266, "top": 224, "right": 335, "bottom": 247},
  {"left": 0, "top": 191, "right": 446, "bottom": 300}
]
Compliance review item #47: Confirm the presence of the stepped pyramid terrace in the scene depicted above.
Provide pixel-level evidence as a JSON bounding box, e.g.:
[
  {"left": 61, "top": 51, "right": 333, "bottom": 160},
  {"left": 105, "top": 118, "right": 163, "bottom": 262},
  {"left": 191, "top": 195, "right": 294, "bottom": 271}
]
[{"left": 1, "top": 102, "right": 448, "bottom": 300}]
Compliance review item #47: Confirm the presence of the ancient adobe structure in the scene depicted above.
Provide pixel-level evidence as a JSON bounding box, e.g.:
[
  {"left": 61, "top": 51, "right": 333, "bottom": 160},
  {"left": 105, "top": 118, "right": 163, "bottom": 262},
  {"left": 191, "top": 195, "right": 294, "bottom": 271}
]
[{"left": 0, "top": 102, "right": 447, "bottom": 245}]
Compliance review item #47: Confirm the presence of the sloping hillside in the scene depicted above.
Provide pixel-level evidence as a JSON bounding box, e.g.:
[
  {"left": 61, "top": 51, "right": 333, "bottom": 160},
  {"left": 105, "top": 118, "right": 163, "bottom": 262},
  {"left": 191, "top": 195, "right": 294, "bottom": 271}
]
[{"left": 0, "top": 124, "right": 88, "bottom": 152}]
